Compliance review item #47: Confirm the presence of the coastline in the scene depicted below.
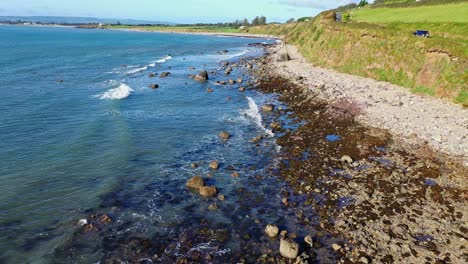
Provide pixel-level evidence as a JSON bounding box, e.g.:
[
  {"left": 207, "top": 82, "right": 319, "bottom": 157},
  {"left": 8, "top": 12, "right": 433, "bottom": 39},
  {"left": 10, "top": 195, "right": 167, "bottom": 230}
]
[
  {"left": 241, "top": 43, "right": 468, "bottom": 263},
  {"left": 267, "top": 44, "right": 468, "bottom": 165},
  {"left": 108, "top": 27, "right": 282, "bottom": 39},
  {"left": 4, "top": 25, "right": 466, "bottom": 262}
]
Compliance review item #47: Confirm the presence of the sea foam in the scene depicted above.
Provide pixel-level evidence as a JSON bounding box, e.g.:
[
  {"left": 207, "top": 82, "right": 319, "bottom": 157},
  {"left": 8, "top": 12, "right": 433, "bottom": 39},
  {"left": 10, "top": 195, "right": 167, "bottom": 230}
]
[
  {"left": 242, "top": 97, "right": 274, "bottom": 137},
  {"left": 155, "top": 55, "right": 172, "bottom": 64},
  {"left": 98, "top": 83, "right": 133, "bottom": 100},
  {"left": 217, "top": 50, "right": 249, "bottom": 61},
  {"left": 146, "top": 56, "right": 173, "bottom": 68},
  {"left": 127, "top": 66, "right": 148, "bottom": 74}
]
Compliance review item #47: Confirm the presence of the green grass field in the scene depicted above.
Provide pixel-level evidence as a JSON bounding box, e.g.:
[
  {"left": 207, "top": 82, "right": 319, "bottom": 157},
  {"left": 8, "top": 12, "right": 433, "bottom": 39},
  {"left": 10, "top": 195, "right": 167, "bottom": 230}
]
[
  {"left": 245, "top": 2, "right": 468, "bottom": 105},
  {"left": 350, "top": 2, "right": 468, "bottom": 23},
  {"left": 110, "top": 25, "right": 242, "bottom": 33}
]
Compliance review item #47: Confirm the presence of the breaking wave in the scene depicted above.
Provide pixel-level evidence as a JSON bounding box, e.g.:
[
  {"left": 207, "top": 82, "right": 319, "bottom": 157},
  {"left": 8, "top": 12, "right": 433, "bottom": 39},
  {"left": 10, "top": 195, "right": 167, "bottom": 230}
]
[
  {"left": 127, "top": 66, "right": 148, "bottom": 74},
  {"left": 241, "top": 97, "right": 274, "bottom": 137},
  {"left": 97, "top": 83, "right": 133, "bottom": 100},
  {"left": 155, "top": 55, "right": 172, "bottom": 64}
]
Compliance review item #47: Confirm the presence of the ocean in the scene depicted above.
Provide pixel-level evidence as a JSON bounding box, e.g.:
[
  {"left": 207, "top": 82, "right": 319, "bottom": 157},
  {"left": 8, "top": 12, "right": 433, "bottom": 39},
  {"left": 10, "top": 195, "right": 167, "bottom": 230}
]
[{"left": 0, "top": 25, "right": 309, "bottom": 263}]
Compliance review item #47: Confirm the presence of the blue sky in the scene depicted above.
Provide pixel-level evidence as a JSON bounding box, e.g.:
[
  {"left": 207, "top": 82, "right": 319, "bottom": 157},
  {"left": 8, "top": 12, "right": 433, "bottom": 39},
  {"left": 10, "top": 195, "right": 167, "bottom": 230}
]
[{"left": 0, "top": 0, "right": 365, "bottom": 23}]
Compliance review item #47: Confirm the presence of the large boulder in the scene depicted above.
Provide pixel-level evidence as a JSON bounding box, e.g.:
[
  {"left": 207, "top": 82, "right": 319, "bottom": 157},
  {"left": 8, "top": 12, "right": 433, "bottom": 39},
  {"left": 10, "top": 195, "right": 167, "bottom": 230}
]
[
  {"left": 186, "top": 175, "right": 205, "bottom": 189},
  {"left": 199, "top": 186, "right": 217, "bottom": 197},
  {"left": 194, "top": 70, "right": 209, "bottom": 81},
  {"left": 279, "top": 238, "right": 299, "bottom": 259}
]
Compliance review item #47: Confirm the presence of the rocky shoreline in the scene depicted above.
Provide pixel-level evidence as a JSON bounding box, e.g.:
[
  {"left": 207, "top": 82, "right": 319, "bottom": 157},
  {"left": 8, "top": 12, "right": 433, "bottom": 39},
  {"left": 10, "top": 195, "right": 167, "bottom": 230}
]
[
  {"left": 244, "top": 44, "right": 468, "bottom": 263},
  {"left": 52, "top": 41, "right": 467, "bottom": 263},
  {"left": 268, "top": 44, "right": 468, "bottom": 166}
]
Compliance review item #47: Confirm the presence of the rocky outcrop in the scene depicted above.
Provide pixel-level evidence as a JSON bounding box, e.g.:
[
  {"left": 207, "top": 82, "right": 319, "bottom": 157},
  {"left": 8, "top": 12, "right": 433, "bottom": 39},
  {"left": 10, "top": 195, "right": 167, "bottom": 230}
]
[{"left": 194, "top": 70, "right": 209, "bottom": 81}]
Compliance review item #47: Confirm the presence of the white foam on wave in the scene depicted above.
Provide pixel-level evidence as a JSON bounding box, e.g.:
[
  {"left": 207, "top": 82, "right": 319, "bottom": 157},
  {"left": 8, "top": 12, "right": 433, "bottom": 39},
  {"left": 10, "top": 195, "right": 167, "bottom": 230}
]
[
  {"left": 155, "top": 55, "right": 172, "bottom": 64},
  {"left": 97, "top": 83, "right": 133, "bottom": 100},
  {"left": 217, "top": 49, "right": 249, "bottom": 61},
  {"left": 242, "top": 97, "right": 274, "bottom": 137},
  {"left": 142, "top": 56, "right": 173, "bottom": 68},
  {"left": 127, "top": 66, "right": 148, "bottom": 74}
]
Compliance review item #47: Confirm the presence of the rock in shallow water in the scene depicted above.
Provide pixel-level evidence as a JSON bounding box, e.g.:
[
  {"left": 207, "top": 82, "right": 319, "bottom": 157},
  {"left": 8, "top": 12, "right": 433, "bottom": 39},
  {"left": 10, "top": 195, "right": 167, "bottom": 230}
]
[
  {"left": 265, "top": 224, "right": 279, "bottom": 238},
  {"left": 219, "top": 131, "right": 231, "bottom": 140},
  {"left": 279, "top": 238, "right": 299, "bottom": 259},
  {"left": 194, "top": 70, "right": 209, "bottom": 81},
  {"left": 209, "top": 160, "right": 219, "bottom": 170},
  {"left": 199, "top": 186, "right": 217, "bottom": 197},
  {"left": 262, "top": 104, "right": 275, "bottom": 112},
  {"left": 186, "top": 175, "right": 205, "bottom": 189}
]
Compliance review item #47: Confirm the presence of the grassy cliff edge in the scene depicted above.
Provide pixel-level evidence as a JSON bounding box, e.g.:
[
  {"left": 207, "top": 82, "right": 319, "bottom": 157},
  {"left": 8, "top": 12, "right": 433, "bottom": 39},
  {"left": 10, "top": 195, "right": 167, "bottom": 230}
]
[{"left": 245, "top": 6, "right": 468, "bottom": 105}]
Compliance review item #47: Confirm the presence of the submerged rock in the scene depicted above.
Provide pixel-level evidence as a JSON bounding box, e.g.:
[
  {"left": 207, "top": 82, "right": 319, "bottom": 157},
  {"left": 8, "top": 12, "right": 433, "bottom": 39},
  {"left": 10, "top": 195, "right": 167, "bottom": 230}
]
[
  {"left": 279, "top": 238, "right": 299, "bottom": 259},
  {"left": 217, "top": 194, "right": 225, "bottom": 201},
  {"left": 265, "top": 224, "right": 279, "bottom": 238},
  {"left": 219, "top": 131, "right": 231, "bottom": 140},
  {"left": 206, "top": 87, "right": 214, "bottom": 93},
  {"left": 148, "top": 73, "right": 156, "bottom": 78},
  {"left": 250, "top": 135, "right": 264, "bottom": 143},
  {"left": 100, "top": 214, "right": 112, "bottom": 224},
  {"left": 208, "top": 204, "right": 218, "bottom": 210},
  {"left": 186, "top": 175, "right": 205, "bottom": 189},
  {"left": 238, "top": 87, "right": 246, "bottom": 92},
  {"left": 270, "top": 122, "right": 281, "bottom": 130},
  {"left": 199, "top": 186, "right": 217, "bottom": 197},
  {"left": 262, "top": 104, "right": 275, "bottom": 112},
  {"left": 209, "top": 160, "right": 219, "bottom": 170},
  {"left": 160, "top": 72, "right": 170, "bottom": 78}
]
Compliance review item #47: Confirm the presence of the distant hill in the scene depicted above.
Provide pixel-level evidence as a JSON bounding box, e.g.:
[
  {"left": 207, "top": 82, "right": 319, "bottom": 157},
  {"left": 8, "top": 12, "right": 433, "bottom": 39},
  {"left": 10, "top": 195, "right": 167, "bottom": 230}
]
[{"left": 0, "top": 16, "right": 174, "bottom": 25}]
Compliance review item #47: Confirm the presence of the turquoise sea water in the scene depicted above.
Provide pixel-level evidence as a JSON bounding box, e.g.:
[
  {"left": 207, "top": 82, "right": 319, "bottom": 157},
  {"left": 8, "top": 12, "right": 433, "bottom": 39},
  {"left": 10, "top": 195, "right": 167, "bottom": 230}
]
[{"left": 0, "top": 26, "right": 317, "bottom": 263}]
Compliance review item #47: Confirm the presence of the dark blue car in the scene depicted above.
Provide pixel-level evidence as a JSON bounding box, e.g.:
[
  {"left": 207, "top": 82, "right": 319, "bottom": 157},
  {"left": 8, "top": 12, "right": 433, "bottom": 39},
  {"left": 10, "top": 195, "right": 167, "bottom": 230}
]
[{"left": 413, "top": 30, "right": 430, "bottom": 38}]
